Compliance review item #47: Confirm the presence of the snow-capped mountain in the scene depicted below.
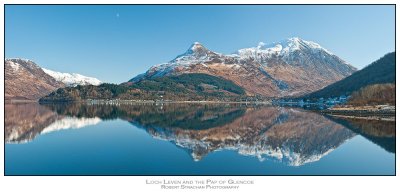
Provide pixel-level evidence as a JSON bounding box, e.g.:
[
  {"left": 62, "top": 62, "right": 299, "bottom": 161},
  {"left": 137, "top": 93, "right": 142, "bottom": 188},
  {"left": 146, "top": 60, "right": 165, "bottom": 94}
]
[
  {"left": 5, "top": 58, "right": 102, "bottom": 100},
  {"left": 42, "top": 68, "right": 102, "bottom": 87},
  {"left": 5, "top": 58, "right": 65, "bottom": 100},
  {"left": 130, "top": 42, "right": 239, "bottom": 82},
  {"left": 130, "top": 38, "right": 356, "bottom": 97},
  {"left": 235, "top": 37, "right": 334, "bottom": 61},
  {"left": 130, "top": 42, "right": 234, "bottom": 82},
  {"left": 234, "top": 37, "right": 354, "bottom": 77}
]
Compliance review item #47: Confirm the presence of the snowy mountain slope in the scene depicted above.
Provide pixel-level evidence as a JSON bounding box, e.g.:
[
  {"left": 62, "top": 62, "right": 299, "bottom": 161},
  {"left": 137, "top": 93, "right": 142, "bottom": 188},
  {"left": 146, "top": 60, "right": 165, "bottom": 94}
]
[
  {"left": 234, "top": 37, "right": 333, "bottom": 61},
  {"left": 130, "top": 42, "right": 239, "bottom": 82},
  {"left": 5, "top": 58, "right": 65, "bottom": 100},
  {"left": 42, "top": 68, "right": 102, "bottom": 87},
  {"left": 5, "top": 58, "right": 102, "bottom": 100}
]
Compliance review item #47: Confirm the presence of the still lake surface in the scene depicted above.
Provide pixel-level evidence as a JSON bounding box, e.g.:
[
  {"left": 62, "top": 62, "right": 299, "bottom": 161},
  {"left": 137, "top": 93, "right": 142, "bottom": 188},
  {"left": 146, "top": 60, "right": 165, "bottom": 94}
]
[{"left": 5, "top": 103, "right": 395, "bottom": 175}]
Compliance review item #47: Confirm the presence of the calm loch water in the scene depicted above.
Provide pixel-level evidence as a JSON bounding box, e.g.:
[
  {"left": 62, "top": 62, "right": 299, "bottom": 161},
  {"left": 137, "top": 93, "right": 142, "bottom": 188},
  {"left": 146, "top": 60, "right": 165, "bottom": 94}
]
[{"left": 5, "top": 103, "right": 395, "bottom": 175}]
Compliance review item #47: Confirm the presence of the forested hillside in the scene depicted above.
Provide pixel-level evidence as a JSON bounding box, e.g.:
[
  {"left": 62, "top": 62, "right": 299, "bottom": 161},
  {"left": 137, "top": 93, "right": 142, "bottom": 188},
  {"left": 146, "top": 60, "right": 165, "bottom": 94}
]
[{"left": 306, "top": 52, "right": 395, "bottom": 98}]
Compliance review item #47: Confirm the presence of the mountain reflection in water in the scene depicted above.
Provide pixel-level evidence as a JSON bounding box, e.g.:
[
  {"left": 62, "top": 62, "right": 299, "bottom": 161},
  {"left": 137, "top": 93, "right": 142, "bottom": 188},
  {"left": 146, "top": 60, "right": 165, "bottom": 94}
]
[{"left": 5, "top": 103, "right": 396, "bottom": 166}]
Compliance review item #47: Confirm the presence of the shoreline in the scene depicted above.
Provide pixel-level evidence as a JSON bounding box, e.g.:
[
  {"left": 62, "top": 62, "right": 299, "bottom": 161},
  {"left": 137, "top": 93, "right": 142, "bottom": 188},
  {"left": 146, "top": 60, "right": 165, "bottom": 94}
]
[
  {"left": 327, "top": 114, "right": 395, "bottom": 121},
  {"left": 9, "top": 99, "right": 274, "bottom": 105},
  {"left": 5, "top": 99, "right": 38, "bottom": 104},
  {"left": 8, "top": 99, "right": 397, "bottom": 120},
  {"left": 320, "top": 105, "right": 396, "bottom": 120}
]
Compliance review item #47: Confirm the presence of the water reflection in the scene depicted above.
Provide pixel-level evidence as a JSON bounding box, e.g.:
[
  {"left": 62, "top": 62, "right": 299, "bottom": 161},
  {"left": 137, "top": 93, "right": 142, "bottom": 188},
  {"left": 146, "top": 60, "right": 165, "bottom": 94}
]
[
  {"left": 327, "top": 116, "right": 396, "bottom": 153},
  {"left": 5, "top": 103, "right": 395, "bottom": 166},
  {"left": 5, "top": 103, "right": 58, "bottom": 143},
  {"left": 5, "top": 103, "right": 101, "bottom": 143}
]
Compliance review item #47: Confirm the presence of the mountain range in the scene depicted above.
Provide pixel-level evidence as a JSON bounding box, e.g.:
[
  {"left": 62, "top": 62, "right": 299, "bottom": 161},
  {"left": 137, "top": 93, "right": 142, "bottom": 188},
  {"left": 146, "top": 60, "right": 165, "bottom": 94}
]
[
  {"left": 9, "top": 38, "right": 394, "bottom": 102},
  {"left": 129, "top": 37, "right": 356, "bottom": 97},
  {"left": 5, "top": 58, "right": 102, "bottom": 100}
]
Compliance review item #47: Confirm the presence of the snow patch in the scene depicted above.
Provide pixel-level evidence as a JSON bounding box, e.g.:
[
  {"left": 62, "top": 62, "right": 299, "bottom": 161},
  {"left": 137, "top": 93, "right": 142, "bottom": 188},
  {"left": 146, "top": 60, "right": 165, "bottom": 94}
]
[
  {"left": 42, "top": 68, "right": 102, "bottom": 87},
  {"left": 8, "top": 61, "right": 21, "bottom": 71}
]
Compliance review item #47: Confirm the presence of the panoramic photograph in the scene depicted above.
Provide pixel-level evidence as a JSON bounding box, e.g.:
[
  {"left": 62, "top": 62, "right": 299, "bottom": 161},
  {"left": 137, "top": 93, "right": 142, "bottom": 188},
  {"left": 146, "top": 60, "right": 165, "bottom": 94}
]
[{"left": 4, "top": 5, "right": 395, "bottom": 175}]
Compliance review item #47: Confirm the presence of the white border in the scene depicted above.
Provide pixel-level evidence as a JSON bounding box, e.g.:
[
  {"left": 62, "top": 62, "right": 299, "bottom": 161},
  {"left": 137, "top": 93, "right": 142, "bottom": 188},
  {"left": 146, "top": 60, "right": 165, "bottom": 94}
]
[{"left": 0, "top": 1, "right": 398, "bottom": 196}]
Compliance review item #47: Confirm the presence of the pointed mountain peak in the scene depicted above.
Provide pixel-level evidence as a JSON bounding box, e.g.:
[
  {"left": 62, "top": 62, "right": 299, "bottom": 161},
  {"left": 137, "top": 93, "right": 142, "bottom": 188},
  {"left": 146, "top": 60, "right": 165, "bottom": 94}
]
[
  {"left": 188, "top": 41, "right": 207, "bottom": 53},
  {"left": 179, "top": 41, "right": 214, "bottom": 58},
  {"left": 192, "top": 41, "right": 202, "bottom": 46},
  {"left": 169, "top": 42, "right": 215, "bottom": 62}
]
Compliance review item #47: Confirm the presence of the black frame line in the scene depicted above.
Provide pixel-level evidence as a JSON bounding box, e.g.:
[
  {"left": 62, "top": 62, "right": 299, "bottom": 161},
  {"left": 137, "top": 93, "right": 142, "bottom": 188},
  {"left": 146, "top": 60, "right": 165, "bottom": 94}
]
[{"left": 3, "top": 3, "right": 397, "bottom": 177}]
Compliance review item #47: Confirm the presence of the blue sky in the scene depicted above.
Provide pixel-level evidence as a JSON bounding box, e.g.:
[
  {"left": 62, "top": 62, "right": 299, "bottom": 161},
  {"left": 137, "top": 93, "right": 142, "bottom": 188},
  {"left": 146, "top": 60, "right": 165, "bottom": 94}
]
[{"left": 5, "top": 5, "right": 395, "bottom": 84}]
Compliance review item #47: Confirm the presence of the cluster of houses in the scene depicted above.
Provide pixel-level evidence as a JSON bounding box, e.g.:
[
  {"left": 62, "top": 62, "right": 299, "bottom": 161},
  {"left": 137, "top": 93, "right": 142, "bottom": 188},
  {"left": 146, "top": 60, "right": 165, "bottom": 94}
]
[
  {"left": 274, "top": 95, "right": 349, "bottom": 108},
  {"left": 314, "top": 95, "right": 349, "bottom": 105}
]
